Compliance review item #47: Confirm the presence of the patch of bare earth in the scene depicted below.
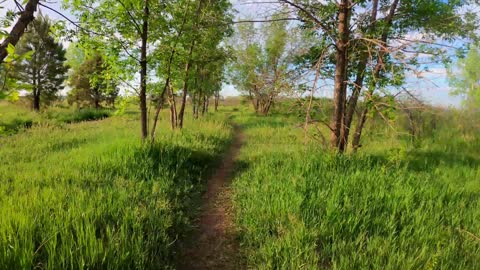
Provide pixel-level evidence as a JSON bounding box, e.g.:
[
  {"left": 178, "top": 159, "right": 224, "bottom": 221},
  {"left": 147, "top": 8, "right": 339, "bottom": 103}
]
[{"left": 177, "top": 125, "right": 244, "bottom": 270}]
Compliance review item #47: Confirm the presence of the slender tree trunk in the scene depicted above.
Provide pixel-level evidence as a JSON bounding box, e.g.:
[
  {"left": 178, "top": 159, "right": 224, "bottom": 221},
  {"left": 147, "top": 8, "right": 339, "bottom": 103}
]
[
  {"left": 168, "top": 84, "right": 177, "bottom": 129},
  {"left": 150, "top": 2, "right": 190, "bottom": 139},
  {"left": 0, "top": 0, "right": 39, "bottom": 63},
  {"left": 177, "top": 52, "right": 192, "bottom": 128},
  {"left": 205, "top": 96, "right": 209, "bottom": 113},
  {"left": 177, "top": 0, "right": 202, "bottom": 128},
  {"left": 202, "top": 94, "right": 207, "bottom": 116},
  {"left": 249, "top": 87, "right": 259, "bottom": 113},
  {"left": 352, "top": 107, "right": 368, "bottom": 152},
  {"left": 32, "top": 63, "right": 40, "bottom": 111},
  {"left": 340, "top": 0, "right": 378, "bottom": 151},
  {"left": 340, "top": 59, "right": 366, "bottom": 149},
  {"left": 214, "top": 91, "right": 219, "bottom": 111},
  {"left": 192, "top": 91, "right": 197, "bottom": 116},
  {"left": 330, "top": 0, "right": 350, "bottom": 152},
  {"left": 349, "top": 0, "right": 400, "bottom": 150},
  {"left": 139, "top": 0, "right": 149, "bottom": 140},
  {"left": 33, "top": 91, "right": 40, "bottom": 111}
]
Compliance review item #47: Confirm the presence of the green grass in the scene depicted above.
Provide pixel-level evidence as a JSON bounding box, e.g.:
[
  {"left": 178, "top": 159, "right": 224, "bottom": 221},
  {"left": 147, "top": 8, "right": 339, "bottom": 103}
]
[
  {"left": 231, "top": 110, "right": 480, "bottom": 269},
  {"left": 2, "top": 100, "right": 480, "bottom": 269},
  {"left": 0, "top": 101, "right": 113, "bottom": 136},
  {"left": 0, "top": 111, "right": 232, "bottom": 269}
]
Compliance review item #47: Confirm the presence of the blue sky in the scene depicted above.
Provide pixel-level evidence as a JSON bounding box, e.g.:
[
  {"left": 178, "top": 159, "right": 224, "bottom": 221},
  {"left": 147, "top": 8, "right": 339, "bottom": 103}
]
[{"left": 0, "top": 0, "right": 467, "bottom": 107}]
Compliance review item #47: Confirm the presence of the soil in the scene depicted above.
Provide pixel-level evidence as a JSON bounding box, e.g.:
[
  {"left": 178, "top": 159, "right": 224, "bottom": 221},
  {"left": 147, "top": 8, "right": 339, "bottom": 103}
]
[{"left": 177, "top": 125, "right": 245, "bottom": 270}]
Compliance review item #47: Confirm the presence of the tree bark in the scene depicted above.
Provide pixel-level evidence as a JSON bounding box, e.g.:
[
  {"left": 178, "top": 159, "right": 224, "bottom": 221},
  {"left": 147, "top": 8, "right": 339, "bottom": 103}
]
[
  {"left": 33, "top": 91, "right": 40, "bottom": 111},
  {"left": 32, "top": 59, "right": 40, "bottom": 111},
  {"left": 214, "top": 91, "right": 219, "bottom": 111},
  {"left": 352, "top": 107, "right": 368, "bottom": 152},
  {"left": 177, "top": 45, "right": 193, "bottom": 128},
  {"left": 168, "top": 84, "right": 177, "bottom": 129},
  {"left": 139, "top": 0, "right": 149, "bottom": 140},
  {"left": 0, "top": 0, "right": 39, "bottom": 63},
  {"left": 330, "top": 0, "right": 350, "bottom": 152}
]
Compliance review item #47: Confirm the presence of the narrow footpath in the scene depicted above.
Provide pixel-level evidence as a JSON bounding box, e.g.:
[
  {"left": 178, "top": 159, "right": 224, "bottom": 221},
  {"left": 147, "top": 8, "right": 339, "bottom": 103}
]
[{"left": 178, "top": 125, "right": 244, "bottom": 270}]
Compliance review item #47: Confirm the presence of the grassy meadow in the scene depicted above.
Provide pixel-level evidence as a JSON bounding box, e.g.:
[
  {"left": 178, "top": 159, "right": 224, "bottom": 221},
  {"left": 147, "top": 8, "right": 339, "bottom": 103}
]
[
  {"left": 0, "top": 102, "right": 232, "bottom": 269},
  {"left": 230, "top": 106, "right": 480, "bottom": 269},
  {"left": 1, "top": 99, "right": 480, "bottom": 269}
]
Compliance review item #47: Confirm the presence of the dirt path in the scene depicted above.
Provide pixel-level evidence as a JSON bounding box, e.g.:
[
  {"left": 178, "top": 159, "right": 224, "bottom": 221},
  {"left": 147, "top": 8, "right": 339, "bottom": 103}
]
[{"left": 177, "top": 125, "right": 244, "bottom": 270}]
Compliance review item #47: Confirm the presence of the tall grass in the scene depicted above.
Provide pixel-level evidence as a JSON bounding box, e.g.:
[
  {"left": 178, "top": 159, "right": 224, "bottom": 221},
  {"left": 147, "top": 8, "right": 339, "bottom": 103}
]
[
  {"left": 0, "top": 113, "right": 232, "bottom": 269},
  {"left": 0, "top": 101, "right": 114, "bottom": 136},
  {"left": 231, "top": 110, "right": 480, "bottom": 269}
]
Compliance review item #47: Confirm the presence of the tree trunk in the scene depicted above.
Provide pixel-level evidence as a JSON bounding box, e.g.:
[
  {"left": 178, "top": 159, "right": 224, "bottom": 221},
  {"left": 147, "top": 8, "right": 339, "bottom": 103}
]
[
  {"left": 214, "top": 91, "right": 219, "bottom": 111},
  {"left": 33, "top": 91, "right": 40, "bottom": 111},
  {"left": 168, "top": 84, "right": 177, "bottom": 129},
  {"left": 150, "top": 1, "right": 190, "bottom": 139},
  {"left": 349, "top": 0, "right": 400, "bottom": 151},
  {"left": 177, "top": 0, "right": 202, "bottom": 128},
  {"left": 352, "top": 107, "right": 368, "bottom": 152},
  {"left": 32, "top": 62, "right": 40, "bottom": 111},
  {"left": 0, "top": 0, "right": 39, "bottom": 63},
  {"left": 139, "top": 0, "right": 149, "bottom": 140},
  {"left": 330, "top": 0, "right": 350, "bottom": 152},
  {"left": 202, "top": 94, "right": 207, "bottom": 116},
  {"left": 340, "top": 58, "right": 367, "bottom": 150}
]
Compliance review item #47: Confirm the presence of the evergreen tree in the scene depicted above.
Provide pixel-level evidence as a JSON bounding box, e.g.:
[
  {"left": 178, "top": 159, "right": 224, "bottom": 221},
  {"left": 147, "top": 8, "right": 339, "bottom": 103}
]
[{"left": 13, "top": 16, "right": 68, "bottom": 111}]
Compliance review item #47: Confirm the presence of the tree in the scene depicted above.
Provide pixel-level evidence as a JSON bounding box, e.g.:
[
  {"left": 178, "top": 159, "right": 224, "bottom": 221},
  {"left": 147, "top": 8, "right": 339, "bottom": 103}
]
[
  {"left": 230, "top": 15, "right": 298, "bottom": 115},
  {"left": 449, "top": 46, "right": 480, "bottom": 110},
  {"left": 0, "top": 0, "right": 40, "bottom": 63},
  {"left": 68, "top": 53, "right": 118, "bottom": 109},
  {"left": 281, "top": 0, "right": 478, "bottom": 152},
  {"left": 150, "top": 0, "right": 233, "bottom": 137},
  {"left": 13, "top": 16, "right": 68, "bottom": 111},
  {"left": 63, "top": 0, "right": 166, "bottom": 139}
]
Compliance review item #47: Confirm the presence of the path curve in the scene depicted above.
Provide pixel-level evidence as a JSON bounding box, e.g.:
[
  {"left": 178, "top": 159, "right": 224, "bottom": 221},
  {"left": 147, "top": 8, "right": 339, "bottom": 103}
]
[{"left": 178, "top": 124, "right": 244, "bottom": 270}]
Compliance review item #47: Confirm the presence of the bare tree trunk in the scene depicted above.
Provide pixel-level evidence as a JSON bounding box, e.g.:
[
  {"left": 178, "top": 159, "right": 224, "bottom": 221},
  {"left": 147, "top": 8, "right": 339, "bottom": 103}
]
[
  {"left": 349, "top": 0, "right": 400, "bottom": 150},
  {"left": 341, "top": 0, "right": 378, "bottom": 148},
  {"left": 330, "top": 0, "right": 350, "bottom": 152},
  {"left": 352, "top": 107, "right": 368, "bottom": 152},
  {"left": 214, "top": 91, "right": 219, "bottom": 111},
  {"left": 150, "top": 1, "right": 190, "bottom": 139},
  {"left": 32, "top": 63, "right": 40, "bottom": 111},
  {"left": 139, "top": 0, "right": 149, "bottom": 140},
  {"left": 205, "top": 96, "right": 209, "bottom": 113},
  {"left": 177, "top": 0, "right": 202, "bottom": 128},
  {"left": 177, "top": 53, "right": 192, "bottom": 127},
  {"left": 192, "top": 91, "right": 197, "bottom": 116},
  {"left": 249, "top": 87, "right": 259, "bottom": 113},
  {"left": 168, "top": 84, "right": 177, "bottom": 129},
  {"left": 340, "top": 59, "right": 367, "bottom": 150},
  {"left": 33, "top": 91, "right": 40, "bottom": 111},
  {"left": 202, "top": 94, "right": 207, "bottom": 116},
  {"left": 0, "top": 0, "right": 39, "bottom": 63}
]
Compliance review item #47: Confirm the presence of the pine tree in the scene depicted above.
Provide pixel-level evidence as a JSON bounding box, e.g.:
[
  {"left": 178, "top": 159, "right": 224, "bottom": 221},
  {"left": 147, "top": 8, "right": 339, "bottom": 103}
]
[{"left": 13, "top": 16, "right": 68, "bottom": 111}]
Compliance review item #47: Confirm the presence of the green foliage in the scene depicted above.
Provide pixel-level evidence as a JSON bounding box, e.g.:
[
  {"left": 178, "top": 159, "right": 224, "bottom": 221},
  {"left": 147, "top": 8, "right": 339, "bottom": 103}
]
[
  {"left": 229, "top": 15, "right": 302, "bottom": 114},
  {"left": 0, "top": 111, "right": 232, "bottom": 269},
  {"left": 449, "top": 46, "right": 480, "bottom": 110},
  {"left": 67, "top": 53, "right": 119, "bottom": 108}
]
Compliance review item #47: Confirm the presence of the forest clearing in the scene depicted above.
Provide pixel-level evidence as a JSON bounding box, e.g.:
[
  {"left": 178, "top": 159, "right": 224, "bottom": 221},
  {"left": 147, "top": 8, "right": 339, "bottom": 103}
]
[{"left": 1, "top": 0, "right": 480, "bottom": 269}]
